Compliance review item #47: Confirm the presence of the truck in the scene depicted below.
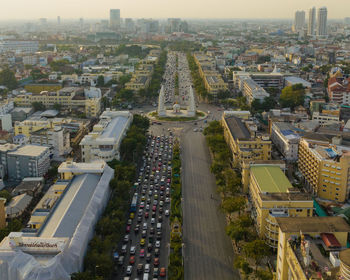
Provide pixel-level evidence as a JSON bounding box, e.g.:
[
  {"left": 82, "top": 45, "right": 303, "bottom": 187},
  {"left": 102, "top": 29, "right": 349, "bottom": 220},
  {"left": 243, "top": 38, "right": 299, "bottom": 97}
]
[{"left": 130, "top": 193, "right": 138, "bottom": 213}]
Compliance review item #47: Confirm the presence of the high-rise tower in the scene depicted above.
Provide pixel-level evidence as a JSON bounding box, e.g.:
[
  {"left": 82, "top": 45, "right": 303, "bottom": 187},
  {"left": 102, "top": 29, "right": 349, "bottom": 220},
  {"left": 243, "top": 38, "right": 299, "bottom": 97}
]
[
  {"left": 308, "top": 7, "right": 316, "bottom": 36},
  {"left": 317, "top": 7, "right": 328, "bottom": 36},
  {"left": 110, "top": 9, "right": 121, "bottom": 30}
]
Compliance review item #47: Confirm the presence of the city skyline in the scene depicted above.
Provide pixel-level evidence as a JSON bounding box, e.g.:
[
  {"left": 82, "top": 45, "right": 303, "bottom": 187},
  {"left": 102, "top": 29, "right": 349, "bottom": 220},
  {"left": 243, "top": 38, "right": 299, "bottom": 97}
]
[{"left": 0, "top": 0, "right": 349, "bottom": 20}]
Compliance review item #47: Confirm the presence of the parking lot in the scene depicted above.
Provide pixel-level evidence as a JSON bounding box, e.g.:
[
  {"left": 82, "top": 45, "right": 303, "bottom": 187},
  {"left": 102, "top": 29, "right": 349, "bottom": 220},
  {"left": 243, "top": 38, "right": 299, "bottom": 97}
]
[{"left": 114, "top": 135, "right": 173, "bottom": 280}]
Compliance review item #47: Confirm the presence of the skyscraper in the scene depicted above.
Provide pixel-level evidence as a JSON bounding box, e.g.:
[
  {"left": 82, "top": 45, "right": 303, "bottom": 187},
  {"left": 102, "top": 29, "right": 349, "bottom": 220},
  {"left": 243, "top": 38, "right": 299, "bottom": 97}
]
[
  {"left": 308, "top": 7, "right": 316, "bottom": 36},
  {"left": 57, "top": 16, "right": 61, "bottom": 25},
  {"left": 292, "top": 10, "right": 305, "bottom": 32},
  {"left": 110, "top": 9, "right": 121, "bottom": 30},
  {"left": 317, "top": 7, "right": 328, "bottom": 36}
]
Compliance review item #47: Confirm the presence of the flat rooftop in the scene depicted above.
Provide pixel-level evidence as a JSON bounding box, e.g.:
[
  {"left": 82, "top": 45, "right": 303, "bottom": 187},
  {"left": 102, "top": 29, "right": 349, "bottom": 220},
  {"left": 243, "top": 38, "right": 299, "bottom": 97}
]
[
  {"left": 7, "top": 144, "right": 48, "bottom": 157},
  {"left": 39, "top": 173, "right": 100, "bottom": 238},
  {"left": 251, "top": 165, "right": 293, "bottom": 193},
  {"left": 224, "top": 116, "right": 251, "bottom": 140},
  {"left": 276, "top": 216, "right": 350, "bottom": 233},
  {"left": 259, "top": 192, "right": 313, "bottom": 202}
]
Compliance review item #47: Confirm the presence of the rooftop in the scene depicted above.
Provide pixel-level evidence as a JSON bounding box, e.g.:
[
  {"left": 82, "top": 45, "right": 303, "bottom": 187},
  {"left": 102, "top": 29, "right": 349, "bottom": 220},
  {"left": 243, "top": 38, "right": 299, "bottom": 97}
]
[
  {"left": 7, "top": 144, "right": 49, "bottom": 157},
  {"left": 39, "top": 173, "right": 100, "bottom": 238},
  {"left": 251, "top": 165, "right": 293, "bottom": 193},
  {"left": 224, "top": 116, "right": 251, "bottom": 140},
  {"left": 276, "top": 216, "right": 350, "bottom": 233}
]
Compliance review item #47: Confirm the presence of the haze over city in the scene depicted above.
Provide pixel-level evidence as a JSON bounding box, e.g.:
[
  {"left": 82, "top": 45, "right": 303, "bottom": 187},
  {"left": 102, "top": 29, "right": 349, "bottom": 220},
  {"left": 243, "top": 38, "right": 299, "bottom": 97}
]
[
  {"left": 0, "top": 0, "right": 349, "bottom": 20},
  {"left": 1, "top": 1, "right": 350, "bottom": 280}
]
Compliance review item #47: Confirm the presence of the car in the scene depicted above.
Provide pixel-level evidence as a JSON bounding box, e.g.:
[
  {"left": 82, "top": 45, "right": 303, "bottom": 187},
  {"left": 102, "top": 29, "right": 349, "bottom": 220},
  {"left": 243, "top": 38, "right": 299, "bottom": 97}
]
[
  {"left": 126, "top": 265, "right": 132, "bottom": 275},
  {"left": 145, "top": 212, "right": 149, "bottom": 218},
  {"left": 142, "top": 230, "right": 147, "bottom": 238},
  {"left": 130, "top": 246, "right": 136, "bottom": 255},
  {"left": 146, "top": 253, "right": 152, "bottom": 262},
  {"left": 165, "top": 209, "right": 170, "bottom": 216},
  {"left": 138, "top": 209, "right": 143, "bottom": 216},
  {"left": 137, "top": 264, "right": 143, "bottom": 274},
  {"left": 126, "top": 225, "right": 131, "bottom": 233},
  {"left": 148, "top": 190, "right": 153, "bottom": 196},
  {"left": 124, "top": 234, "right": 129, "bottom": 243},
  {"left": 158, "top": 216, "right": 163, "bottom": 223},
  {"left": 141, "top": 196, "right": 146, "bottom": 202},
  {"left": 159, "top": 201, "right": 164, "bottom": 207},
  {"left": 144, "top": 264, "right": 150, "bottom": 273},
  {"left": 153, "top": 200, "right": 158, "bottom": 206},
  {"left": 155, "top": 241, "right": 160, "bottom": 248},
  {"left": 165, "top": 197, "right": 170, "bottom": 203},
  {"left": 121, "top": 244, "right": 127, "bottom": 254},
  {"left": 129, "top": 256, "right": 135, "bottom": 265},
  {"left": 140, "top": 249, "right": 145, "bottom": 257},
  {"left": 151, "top": 218, "right": 155, "bottom": 224},
  {"left": 147, "top": 243, "right": 153, "bottom": 252},
  {"left": 146, "top": 204, "right": 150, "bottom": 210},
  {"left": 140, "top": 238, "right": 145, "bottom": 246},
  {"left": 153, "top": 267, "right": 159, "bottom": 277},
  {"left": 159, "top": 207, "right": 163, "bottom": 214},
  {"left": 160, "top": 267, "right": 166, "bottom": 277},
  {"left": 154, "top": 258, "right": 160, "bottom": 266},
  {"left": 152, "top": 205, "right": 157, "bottom": 212},
  {"left": 140, "top": 202, "right": 145, "bottom": 208},
  {"left": 127, "top": 219, "right": 132, "bottom": 225},
  {"left": 150, "top": 227, "right": 155, "bottom": 234},
  {"left": 154, "top": 248, "right": 160, "bottom": 256},
  {"left": 137, "top": 216, "right": 142, "bottom": 223},
  {"left": 118, "top": 255, "right": 124, "bottom": 265},
  {"left": 134, "top": 224, "right": 140, "bottom": 233},
  {"left": 130, "top": 212, "right": 135, "bottom": 219}
]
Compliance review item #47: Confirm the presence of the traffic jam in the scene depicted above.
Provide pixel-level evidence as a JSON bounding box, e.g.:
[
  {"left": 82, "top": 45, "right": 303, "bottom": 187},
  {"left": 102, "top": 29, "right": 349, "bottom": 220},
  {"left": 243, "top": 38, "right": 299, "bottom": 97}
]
[{"left": 115, "top": 135, "right": 173, "bottom": 280}]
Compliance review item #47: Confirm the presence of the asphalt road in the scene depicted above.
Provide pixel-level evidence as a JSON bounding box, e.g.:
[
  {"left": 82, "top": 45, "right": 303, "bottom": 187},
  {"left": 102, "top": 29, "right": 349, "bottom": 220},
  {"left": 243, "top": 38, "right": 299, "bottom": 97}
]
[
  {"left": 181, "top": 129, "right": 240, "bottom": 280},
  {"left": 113, "top": 136, "right": 172, "bottom": 280}
]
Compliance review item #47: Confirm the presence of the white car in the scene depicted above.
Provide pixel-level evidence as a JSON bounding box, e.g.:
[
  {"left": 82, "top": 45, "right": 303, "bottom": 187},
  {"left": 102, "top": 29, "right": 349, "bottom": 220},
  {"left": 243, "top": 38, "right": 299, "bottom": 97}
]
[
  {"left": 130, "top": 246, "right": 136, "bottom": 255},
  {"left": 155, "top": 241, "right": 161, "bottom": 248},
  {"left": 165, "top": 210, "right": 170, "bottom": 216}
]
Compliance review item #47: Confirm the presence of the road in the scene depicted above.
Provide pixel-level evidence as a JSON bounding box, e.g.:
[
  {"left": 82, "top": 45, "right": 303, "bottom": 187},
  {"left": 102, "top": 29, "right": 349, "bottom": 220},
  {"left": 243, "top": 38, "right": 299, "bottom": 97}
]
[{"left": 181, "top": 129, "right": 239, "bottom": 280}]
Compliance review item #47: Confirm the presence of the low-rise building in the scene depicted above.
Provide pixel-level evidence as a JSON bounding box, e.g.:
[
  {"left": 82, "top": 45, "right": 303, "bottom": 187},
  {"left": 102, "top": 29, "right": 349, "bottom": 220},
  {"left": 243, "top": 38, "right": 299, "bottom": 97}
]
[
  {"left": 298, "top": 137, "right": 350, "bottom": 202},
  {"left": 276, "top": 216, "right": 350, "bottom": 280},
  {"left": 30, "top": 126, "right": 71, "bottom": 157},
  {"left": 249, "top": 165, "right": 313, "bottom": 248},
  {"left": 222, "top": 115, "right": 271, "bottom": 166},
  {"left": 0, "top": 144, "right": 50, "bottom": 180},
  {"left": 270, "top": 122, "right": 302, "bottom": 161},
  {"left": 312, "top": 111, "right": 341, "bottom": 126},
  {"left": 0, "top": 160, "right": 114, "bottom": 280},
  {"left": 13, "top": 87, "right": 101, "bottom": 118},
  {"left": 80, "top": 110, "right": 132, "bottom": 162},
  {"left": 5, "top": 193, "right": 33, "bottom": 218}
]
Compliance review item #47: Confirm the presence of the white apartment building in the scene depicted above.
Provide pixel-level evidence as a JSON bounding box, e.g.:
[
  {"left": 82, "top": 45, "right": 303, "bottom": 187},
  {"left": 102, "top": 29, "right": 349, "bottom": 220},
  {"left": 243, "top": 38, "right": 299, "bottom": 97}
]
[
  {"left": 241, "top": 77, "right": 270, "bottom": 104},
  {"left": 312, "top": 112, "right": 340, "bottom": 126},
  {"left": 270, "top": 122, "right": 301, "bottom": 161},
  {"left": 80, "top": 110, "right": 133, "bottom": 162},
  {"left": 0, "top": 100, "right": 14, "bottom": 131},
  {"left": 30, "top": 126, "right": 71, "bottom": 157},
  {"left": 0, "top": 40, "right": 39, "bottom": 54}
]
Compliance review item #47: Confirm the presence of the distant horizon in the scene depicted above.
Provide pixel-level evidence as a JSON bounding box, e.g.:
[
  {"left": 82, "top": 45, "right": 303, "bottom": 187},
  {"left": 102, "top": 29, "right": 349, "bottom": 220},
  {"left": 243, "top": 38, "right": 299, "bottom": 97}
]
[{"left": 1, "top": 0, "right": 350, "bottom": 21}]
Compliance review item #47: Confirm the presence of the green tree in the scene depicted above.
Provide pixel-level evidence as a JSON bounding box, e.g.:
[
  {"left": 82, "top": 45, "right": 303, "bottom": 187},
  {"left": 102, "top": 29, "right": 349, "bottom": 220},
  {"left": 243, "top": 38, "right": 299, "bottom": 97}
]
[
  {"left": 31, "top": 102, "right": 46, "bottom": 112},
  {"left": 0, "top": 190, "right": 12, "bottom": 203},
  {"left": 0, "top": 67, "right": 18, "bottom": 90},
  {"left": 97, "top": 75, "right": 104, "bottom": 87},
  {"left": 30, "top": 69, "right": 48, "bottom": 80},
  {"left": 226, "top": 222, "right": 247, "bottom": 245},
  {"left": 256, "top": 269, "right": 273, "bottom": 280},
  {"left": 71, "top": 271, "right": 97, "bottom": 280},
  {"left": 234, "top": 256, "right": 253, "bottom": 276},
  {"left": 217, "top": 90, "right": 231, "bottom": 99},
  {"left": 279, "top": 84, "right": 305, "bottom": 109},
  {"left": 244, "top": 240, "right": 270, "bottom": 271},
  {"left": 53, "top": 103, "right": 62, "bottom": 111},
  {"left": 221, "top": 196, "right": 246, "bottom": 216},
  {"left": 118, "top": 74, "right": 132, "bottom": 86},
  {"left": 223, "top": 169, "right": 241, "bottom": 195}
]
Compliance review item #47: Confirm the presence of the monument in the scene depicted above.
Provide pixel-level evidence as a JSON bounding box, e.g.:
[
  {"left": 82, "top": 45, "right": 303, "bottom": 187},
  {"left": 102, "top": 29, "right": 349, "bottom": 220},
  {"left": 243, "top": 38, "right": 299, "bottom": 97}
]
[
  {"left": 187, "top": 86, "right": 196, "bottom": 117},
  {"left": 158, "top": 85, "right": 166, "bottom": 117}
]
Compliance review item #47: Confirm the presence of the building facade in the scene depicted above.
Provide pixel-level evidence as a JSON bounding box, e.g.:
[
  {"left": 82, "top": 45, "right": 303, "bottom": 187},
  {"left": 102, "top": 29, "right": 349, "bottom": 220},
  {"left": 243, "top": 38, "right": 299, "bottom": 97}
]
[
  {"left": 298, "top": 137, "right": 350, "bottom": 202},
  {"left": 222, "top": 115, "right": 271, "bottom": 166},
  {"left": 249, "top": 166, "right": 313, "bottom": 248},
  {"left": 80, "top": 110, "right": 132, "bottom": 162}
]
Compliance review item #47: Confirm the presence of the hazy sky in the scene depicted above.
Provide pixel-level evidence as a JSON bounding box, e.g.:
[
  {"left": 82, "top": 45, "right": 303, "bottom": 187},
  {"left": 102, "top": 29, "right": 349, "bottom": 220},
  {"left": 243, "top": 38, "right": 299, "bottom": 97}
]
[{"left": 1, "top": 0, "right": 349, "bottom": 20}]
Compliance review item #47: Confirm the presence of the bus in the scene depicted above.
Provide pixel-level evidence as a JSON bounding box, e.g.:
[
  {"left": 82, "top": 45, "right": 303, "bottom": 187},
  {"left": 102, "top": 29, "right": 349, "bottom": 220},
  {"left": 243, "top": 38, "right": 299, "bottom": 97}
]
[{"left": 130, "top": 193, "right": 138, "bottom": 213}]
